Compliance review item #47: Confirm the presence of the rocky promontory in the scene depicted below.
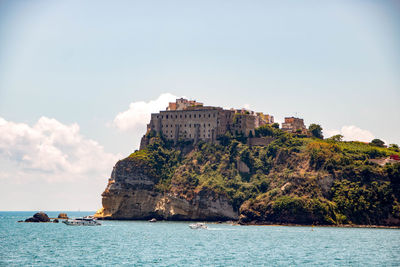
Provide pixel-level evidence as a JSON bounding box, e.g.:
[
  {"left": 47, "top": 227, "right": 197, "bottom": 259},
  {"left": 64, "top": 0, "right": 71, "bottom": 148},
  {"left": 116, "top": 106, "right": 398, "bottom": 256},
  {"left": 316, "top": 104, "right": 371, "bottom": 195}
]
[
  {"left": 96, "top": 127, "right": 400, "bottom": 226},
  {"left": 95, "top": 157, "right": 238, "bottom": 220}
]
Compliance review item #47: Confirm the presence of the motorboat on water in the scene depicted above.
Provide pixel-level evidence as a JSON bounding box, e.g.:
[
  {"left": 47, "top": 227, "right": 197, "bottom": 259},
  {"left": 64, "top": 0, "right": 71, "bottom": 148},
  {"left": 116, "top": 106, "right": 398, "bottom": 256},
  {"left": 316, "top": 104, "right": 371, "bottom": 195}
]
[
  {"left": 189, "top": 223, "right": 208, "bottom": 229},
  {"left": 63, "top": 216, "right": 101, "bottom": 226}
]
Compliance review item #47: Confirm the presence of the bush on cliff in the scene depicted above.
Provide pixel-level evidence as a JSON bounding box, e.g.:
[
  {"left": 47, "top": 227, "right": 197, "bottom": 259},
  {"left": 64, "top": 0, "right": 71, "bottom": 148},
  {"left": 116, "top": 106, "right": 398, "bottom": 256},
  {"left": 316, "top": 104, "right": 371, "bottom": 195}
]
[{"left": 123, "top": 129, "right": 400, "bottom": 225}]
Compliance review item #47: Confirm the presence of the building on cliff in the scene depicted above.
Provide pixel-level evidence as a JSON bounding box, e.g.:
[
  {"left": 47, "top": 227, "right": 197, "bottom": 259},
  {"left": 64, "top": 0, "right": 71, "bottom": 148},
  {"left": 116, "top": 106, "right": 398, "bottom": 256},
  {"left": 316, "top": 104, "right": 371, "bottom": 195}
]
[
  {"left": 281, "top": 117, "right": 308, "bottom": 134},
  {"left": 141, "top": 98, "right": 274, "bottom": 147}
]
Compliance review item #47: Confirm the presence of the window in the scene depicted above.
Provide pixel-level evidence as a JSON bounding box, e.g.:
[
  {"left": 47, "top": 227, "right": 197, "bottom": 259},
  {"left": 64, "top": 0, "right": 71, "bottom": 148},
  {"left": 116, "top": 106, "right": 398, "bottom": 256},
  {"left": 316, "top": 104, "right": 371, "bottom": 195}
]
[
  {"left": 208, "top": 114, "right": 210, "bottom": 118},
  {"left": 185, "top": 115, "right": 187, "bottom": 118},
  {"left": 189, "top": 114, "right": 191, "bottom": 118},
  {"left": 166, "top": 115, "right": 168, "bottom": 119},
  {"left": 189, "top": 124, "right": 191, "bottom": 127},
  {"left": 194, "top": 114, "right": 196, "bottom": 118},
  {"left": 180, "top": 115, "right": 182, "bottom": 118},
  {"left": 175, "top": 115, "right": 177, "bottom": 118},
  {"left": 208, "top": 124, "right": 210, "bottom": 127},
  {"left": 199, "top": 114, "right": 201, "bottom": 118}
]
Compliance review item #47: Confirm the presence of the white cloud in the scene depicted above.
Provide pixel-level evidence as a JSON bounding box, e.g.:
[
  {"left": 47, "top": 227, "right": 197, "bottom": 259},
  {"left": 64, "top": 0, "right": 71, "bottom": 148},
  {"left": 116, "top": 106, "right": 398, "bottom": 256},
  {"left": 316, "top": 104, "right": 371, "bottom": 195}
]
[
  {"left": 0, "top": 116, "right": 122, "bottom": 210},
  {"left": 324, "top": 125, "right": 375, "bottom": 142},
  {"left": 0, "top": 116, "right": 120, "bottom": 182},
  {"left": 113, "top": 93, "right": 178, "bottom": 131}
]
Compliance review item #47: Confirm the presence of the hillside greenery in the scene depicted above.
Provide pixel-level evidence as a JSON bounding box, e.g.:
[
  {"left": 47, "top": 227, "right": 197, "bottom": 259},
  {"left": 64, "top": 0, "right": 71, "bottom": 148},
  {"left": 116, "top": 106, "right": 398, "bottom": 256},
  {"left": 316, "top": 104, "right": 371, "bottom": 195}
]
[{"left": 126, "top": 126, "right": 400, "bottom": 225}]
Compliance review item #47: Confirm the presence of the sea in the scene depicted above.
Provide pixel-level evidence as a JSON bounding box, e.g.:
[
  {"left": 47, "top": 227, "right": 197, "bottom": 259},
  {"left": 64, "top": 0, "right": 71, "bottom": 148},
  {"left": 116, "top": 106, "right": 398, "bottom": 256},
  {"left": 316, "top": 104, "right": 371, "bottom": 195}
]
[{"left": 0, "top": 211, "right": 399, "bottom": 266}]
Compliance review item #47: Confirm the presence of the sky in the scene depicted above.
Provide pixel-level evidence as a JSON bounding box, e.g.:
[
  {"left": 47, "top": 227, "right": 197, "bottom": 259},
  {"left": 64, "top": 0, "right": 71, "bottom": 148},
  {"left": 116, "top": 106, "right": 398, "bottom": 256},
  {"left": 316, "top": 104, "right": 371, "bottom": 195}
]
[{"left": 0, "top": 0, "right": 399, "bottom": 211}]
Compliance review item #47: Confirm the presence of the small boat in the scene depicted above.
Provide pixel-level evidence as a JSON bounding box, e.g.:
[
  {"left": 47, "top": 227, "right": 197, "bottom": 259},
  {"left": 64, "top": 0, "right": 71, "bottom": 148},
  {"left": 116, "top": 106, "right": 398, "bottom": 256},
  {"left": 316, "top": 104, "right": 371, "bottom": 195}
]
[
  {"left": 149, "top": 218, "right": 157, "bottom": 222},
  {"left": 189, "top": 223, "right": 208, "bottom": 229},
  {"left": 63, "top": 216, "right": 101, "bottom": 226}
]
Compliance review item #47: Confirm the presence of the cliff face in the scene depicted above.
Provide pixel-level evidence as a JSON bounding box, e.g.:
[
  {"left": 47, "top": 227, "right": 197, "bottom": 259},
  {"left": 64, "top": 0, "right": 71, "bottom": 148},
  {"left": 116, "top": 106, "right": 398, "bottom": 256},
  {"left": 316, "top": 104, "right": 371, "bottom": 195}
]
[
  {"left": 96, "top": 130, "right": 400, "bottom": 225},
  {"left": 95, "top": 159, "right": 238, "bottom": 220}
]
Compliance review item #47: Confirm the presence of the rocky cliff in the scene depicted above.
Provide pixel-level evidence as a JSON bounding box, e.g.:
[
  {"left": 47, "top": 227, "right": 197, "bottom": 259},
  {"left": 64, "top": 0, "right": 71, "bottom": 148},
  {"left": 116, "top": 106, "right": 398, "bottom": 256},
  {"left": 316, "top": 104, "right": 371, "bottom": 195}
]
[
  {"left": 96, "top": 127, "right": 400, "bottom": 226},
  {"left": 95, "top": 157, "right": 238, "bottom": 220}
]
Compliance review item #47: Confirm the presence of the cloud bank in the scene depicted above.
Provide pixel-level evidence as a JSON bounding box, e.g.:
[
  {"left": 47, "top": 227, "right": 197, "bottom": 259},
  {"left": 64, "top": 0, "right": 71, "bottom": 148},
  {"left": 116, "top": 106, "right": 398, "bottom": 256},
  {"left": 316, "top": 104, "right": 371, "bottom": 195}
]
[
  {"left": 324, "top": 125, "right": 375, "bottom": 142},
  {"left": 113, "top": 93, "right": 178, "bottom": 131},
  {"left": 0, "top": 117, "right": 120, "bottom": 182},
  {"left": 0, "top": 116, "right": 121, "bottom": 210}
]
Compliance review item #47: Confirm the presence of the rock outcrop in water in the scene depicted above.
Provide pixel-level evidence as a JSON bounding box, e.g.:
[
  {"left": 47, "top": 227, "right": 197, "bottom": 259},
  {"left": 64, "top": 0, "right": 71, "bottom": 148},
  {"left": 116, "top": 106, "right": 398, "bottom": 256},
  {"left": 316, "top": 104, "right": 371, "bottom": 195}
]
[
  {"left": 24, "top": 212, "right": 50, "bottom": 223},
  {"left": 58, "top": 213, "right": 68, "bottom": 219}
]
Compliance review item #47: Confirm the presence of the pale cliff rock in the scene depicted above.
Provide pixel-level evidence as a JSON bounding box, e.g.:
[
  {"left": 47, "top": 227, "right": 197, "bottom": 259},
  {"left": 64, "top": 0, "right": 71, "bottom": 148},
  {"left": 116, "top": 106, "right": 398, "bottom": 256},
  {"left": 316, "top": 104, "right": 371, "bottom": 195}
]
[{"left": 95, "top": 159, "right": 238, "bottom": 221}]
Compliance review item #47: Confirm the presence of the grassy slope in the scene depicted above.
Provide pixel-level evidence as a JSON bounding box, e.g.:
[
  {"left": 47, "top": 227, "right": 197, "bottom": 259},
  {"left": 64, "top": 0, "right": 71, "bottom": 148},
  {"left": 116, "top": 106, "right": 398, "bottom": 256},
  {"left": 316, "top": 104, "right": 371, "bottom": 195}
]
[{"left": 126, "top": 129, "right": 400, "bottom": 225}]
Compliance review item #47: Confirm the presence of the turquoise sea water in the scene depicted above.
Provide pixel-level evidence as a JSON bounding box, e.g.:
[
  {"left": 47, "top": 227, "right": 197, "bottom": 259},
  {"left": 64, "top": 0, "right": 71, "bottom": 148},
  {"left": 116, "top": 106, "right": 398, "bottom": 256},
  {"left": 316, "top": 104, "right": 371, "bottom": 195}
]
[{"left": 0, "top": 212, "right": 399, "bottom": 266}]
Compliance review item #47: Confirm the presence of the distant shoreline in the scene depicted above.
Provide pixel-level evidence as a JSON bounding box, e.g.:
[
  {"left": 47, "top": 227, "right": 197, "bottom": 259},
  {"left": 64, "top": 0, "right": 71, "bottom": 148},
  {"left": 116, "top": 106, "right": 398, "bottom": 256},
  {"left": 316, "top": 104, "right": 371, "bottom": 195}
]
[
  {"left": 5, "top": 211, "right": 399, "bottom": 229},
  {"left": 235, "top": 222, "right": 400, "bottom": 229},
  {"left": 96, "top": 217, "right": 400, "bottom": 229}
]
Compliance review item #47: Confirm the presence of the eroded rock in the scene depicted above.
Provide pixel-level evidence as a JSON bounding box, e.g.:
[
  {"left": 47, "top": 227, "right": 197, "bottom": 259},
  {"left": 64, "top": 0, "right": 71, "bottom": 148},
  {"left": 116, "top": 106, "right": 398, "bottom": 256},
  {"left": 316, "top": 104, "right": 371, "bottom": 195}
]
[
  {"left": 33, "top": 212, "right": 50, "bottom": 222},
  {"left": 58, "top": 213, "right": 68, "bottom": 219},
  {"left": 95, "top": 159, "right": 238, "bottom": 221}
]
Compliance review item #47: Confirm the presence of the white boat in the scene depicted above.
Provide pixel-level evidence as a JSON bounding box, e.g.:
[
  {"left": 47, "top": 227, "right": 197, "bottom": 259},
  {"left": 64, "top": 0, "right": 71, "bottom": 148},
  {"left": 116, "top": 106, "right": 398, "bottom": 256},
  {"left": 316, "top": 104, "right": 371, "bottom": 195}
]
[
  {"left": 63, "top": 216, "right": 101, "bottom": 226},
  {"left": 189, "top": 223, "right": 208, "bottom": 229}
]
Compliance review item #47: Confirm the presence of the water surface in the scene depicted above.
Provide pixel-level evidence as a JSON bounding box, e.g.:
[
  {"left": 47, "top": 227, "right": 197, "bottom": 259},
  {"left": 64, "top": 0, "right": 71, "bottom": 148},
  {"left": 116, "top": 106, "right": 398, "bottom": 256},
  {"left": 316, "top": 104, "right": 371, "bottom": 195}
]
[{"left": 1, "top": 212, "right": 399, "bottom": 266}]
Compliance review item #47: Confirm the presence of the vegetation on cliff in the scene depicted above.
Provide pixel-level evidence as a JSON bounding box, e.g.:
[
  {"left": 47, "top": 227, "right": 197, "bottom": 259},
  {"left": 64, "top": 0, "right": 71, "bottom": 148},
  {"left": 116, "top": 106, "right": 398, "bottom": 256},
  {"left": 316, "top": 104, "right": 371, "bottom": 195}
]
[{"left": 125, "top": 126, "right": 400, "bottom": 226}]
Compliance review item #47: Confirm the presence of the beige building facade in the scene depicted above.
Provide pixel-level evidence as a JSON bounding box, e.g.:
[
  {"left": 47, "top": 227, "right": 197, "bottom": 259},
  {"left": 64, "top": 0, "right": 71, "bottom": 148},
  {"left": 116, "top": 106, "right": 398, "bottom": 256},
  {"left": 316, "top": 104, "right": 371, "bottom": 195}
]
[
  {"left": 146, "top": 99, "right": 274, "bottom": 143},
  {"left": 281, "top": 117, "right": 307, "bottom": 133}
]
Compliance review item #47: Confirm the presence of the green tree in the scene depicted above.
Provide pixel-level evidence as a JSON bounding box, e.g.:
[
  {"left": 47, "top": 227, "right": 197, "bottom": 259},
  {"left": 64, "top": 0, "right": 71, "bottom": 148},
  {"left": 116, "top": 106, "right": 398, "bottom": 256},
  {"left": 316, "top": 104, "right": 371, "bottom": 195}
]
[
  {"left": 248, "top": 130, "right": 254, "bottom": 138},
  {"left": 255, "top": 125, "right": 273, "bottom": 137},
  {"left": 389, "top": 144, "right": 399, "bottom": 152},
  {"left": 271, "top": 123, "right": 280, "bottom": 129},
  {"left": 370, "top": 139, "right": 385, "bottom": 147},
  {"left": 328, "top": 134, "right": 344, "bottom": 142},
  {"left": 217, "top": 131, "right": 232, "bottom": 146},
  {"left": 309, "top": 124, "right": 323, "bottom": 139}
]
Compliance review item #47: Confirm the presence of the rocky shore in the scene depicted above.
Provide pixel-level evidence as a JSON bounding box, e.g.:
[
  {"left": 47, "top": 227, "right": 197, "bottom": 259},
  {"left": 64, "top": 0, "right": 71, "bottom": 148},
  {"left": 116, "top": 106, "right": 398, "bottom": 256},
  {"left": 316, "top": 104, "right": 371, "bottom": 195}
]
[{"left": 236, "top": 221, "right": 400, "bottom": 229}]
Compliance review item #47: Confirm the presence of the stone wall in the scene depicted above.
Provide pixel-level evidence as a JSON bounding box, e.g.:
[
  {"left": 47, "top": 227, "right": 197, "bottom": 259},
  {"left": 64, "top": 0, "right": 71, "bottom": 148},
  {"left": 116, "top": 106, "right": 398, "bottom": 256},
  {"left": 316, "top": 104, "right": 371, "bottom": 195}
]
[{"left": 248, "top": 137, "right": 274, "bottom": 146}]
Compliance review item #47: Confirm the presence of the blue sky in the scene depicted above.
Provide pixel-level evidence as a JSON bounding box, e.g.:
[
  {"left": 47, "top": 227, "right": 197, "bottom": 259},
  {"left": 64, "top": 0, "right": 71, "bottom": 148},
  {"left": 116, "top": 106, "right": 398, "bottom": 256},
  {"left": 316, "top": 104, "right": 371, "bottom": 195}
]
[{"left": 0, "top": 0, "right": 399, "bottom": 210}]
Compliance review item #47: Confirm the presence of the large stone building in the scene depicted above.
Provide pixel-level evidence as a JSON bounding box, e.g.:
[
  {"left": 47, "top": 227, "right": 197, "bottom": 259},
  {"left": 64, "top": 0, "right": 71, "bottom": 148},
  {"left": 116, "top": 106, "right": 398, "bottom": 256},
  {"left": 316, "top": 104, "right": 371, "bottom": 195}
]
[
  {"left": 144, "top": 98, "right": 274, "bottom": 144},
  {"left": 281, "top": 117, "right": 307, "bottom": 134}
]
